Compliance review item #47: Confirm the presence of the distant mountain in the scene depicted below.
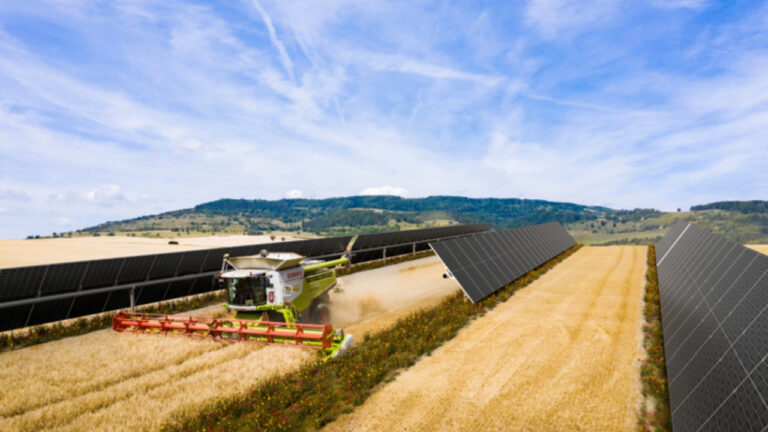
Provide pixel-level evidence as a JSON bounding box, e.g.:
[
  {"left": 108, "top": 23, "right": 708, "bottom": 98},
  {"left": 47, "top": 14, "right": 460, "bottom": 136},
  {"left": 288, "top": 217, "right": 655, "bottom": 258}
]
[
  {"left": 190, "top": 196, "right": 612, "bottom": 228},
  {"left": 73, "top": 196, "right": 768, "bottom": 246},
  {"left": 80, "top": 196, "right": 616, "bottom": 237},
  {"left": 691, "top": 200, "right": 768, "bottom": 214}
]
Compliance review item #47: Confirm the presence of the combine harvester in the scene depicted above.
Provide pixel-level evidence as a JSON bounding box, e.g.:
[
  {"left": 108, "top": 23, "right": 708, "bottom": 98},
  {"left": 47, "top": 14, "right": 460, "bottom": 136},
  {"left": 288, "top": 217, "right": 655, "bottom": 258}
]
[{"left": 113, "top": 251, "right": 354, "bottom": 359}]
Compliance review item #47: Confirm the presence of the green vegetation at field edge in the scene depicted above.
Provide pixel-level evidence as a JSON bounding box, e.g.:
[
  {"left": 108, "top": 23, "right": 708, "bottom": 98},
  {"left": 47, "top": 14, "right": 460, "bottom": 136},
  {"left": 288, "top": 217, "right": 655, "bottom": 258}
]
[{"left": 638, "top": 245, "right": 671, "bottom": 432}]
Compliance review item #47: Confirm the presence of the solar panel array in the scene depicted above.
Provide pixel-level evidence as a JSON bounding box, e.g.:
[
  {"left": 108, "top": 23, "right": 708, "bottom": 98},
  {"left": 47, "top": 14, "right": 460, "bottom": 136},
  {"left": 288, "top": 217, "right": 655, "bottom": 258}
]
[
  {"left": 430, "top": 222, "right": 576, "bottom": 303},
  {"left": 0, "top": 224, "right": 488, "bottom": 331},
  {"left": 0, "top": 236, "right": 351, "bottom": 331},
  {"left": 657, "top": 221, "right": 768, "bottom": 431},
  {"left": 350, "top": 223, "right": 490, "bottom": 263}
]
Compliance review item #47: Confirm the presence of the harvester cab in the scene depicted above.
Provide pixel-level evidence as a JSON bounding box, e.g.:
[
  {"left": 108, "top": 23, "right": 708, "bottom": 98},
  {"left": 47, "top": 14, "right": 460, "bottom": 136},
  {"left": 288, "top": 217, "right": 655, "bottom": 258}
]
[
  {"left": 219, "top": 250, "right": 346, "bottom": 323},
  {"left": 217, "top": 250, "right": 353, "bottom": 356},
  {"left": 112, "top": 251, "right": 353, "bottom": 360}
]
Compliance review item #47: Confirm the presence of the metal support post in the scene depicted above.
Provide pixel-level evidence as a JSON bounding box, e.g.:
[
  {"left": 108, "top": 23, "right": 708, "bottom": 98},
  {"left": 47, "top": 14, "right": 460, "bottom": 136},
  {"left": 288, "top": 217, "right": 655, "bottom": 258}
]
[{"left": 130, "top": 286, "right": 136, "bottom": 313}]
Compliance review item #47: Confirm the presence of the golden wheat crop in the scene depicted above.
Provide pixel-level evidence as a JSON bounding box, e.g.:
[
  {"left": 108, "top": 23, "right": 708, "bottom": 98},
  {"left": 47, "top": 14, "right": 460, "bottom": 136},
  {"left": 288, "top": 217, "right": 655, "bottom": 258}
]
[
  {"left": 324, "top": 246, "right": 647, "bottom": 432},
  {"left": 0, "top": 255, "right": 452, "bottom": 431},
  {"left": 0, "top": 331, "right": 312, "bottom": 431}
]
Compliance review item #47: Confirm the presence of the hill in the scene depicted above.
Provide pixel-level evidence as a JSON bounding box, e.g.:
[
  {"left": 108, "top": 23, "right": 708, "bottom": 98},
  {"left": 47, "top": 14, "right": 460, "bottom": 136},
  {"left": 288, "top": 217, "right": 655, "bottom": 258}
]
[
  {"left": 78, "top": 196, "right": 611, "bottom": 237},
  {"left": 691, "top": 200, "right": 768, "bottom": 214},
  {"left": 68, "top": 196, "right": 768, "bottom": 245}
]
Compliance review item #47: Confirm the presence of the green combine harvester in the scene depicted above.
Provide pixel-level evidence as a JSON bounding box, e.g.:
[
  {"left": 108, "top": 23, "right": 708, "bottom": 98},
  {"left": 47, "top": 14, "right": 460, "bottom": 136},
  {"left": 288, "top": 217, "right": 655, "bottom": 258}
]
[{"left": 113, "top": 251, "right": 353, "bottom": 360}]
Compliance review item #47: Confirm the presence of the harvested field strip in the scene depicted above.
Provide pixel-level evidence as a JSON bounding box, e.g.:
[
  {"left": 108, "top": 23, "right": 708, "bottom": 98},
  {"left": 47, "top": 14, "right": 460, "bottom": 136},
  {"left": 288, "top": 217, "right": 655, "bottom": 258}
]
[
  {"left": 323, "top": 246, "right": 645, "bottom": 432},
  {"left": 163, "top": 245, "right": 582, "bottom": 432},
  {"left": 638, "top": 245, "right": 671, "bottom": 431},
  {"left": 748, "top": 244, "right": 768, "bottom": 255}
]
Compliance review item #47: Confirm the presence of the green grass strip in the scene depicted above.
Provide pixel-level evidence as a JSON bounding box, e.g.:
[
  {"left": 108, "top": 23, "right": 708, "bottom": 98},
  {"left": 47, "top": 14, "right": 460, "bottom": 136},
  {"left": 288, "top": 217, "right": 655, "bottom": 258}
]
[
  {"left": 163, "top": 244, "right": 582, "bottom": 432},
  {"left": 637, "top": 244, "right": 671, "bottom": 431}
]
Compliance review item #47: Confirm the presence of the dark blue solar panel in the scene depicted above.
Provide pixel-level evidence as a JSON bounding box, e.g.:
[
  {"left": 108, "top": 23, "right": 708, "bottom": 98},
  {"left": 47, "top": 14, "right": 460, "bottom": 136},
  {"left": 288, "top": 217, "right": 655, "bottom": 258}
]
[
  {"left": 656, "top": 223, "right": 768, "bottom": 431},
  {"left": 0, "top": 305, "right": 33, "bottom": 331},
  {"left": 82, "top": 258, "right": 124, "bottom": 290},
  {"left": 0, "top": 265, "right": 47, "bottom": 301},
  {"left": 40, "top": 262, "right": 89, "bottom": 295},
  {"left": 430, "top": 222, "right": 575, "bottom": 303}
]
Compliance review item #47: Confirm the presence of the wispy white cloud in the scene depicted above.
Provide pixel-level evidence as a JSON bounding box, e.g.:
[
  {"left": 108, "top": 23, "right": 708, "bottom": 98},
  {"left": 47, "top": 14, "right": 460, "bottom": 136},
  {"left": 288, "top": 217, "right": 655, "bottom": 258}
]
[
  {"left": 0, "top": 188, "right": 31, "bottom": 202},
  {"left": 250, "top": 0, "right": 295, "bottom": 83},
  {"left": 524, "top": 0, "right": 618, "bottom": 39},
  {"left": 86, "top": 184, "right": 124, "bottom": 204},
  {"left": 651, "top": 0, "right": 708, "bottom": 9},
  {"left": 50, "top": 216, "right": 73, "bottom": 226},
  {"left": 285, "top": 189, "right": 303, "bottom": 199},
  {"left": 360, "top": 186, "right": 410, "bottom": 197}
]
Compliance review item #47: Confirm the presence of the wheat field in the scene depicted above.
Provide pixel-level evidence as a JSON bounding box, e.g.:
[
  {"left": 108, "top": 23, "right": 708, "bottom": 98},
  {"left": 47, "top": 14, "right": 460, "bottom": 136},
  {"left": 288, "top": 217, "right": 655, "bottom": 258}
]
[
  {"left": 0, "top": 328, "right": 312, "bottom": 431},
  {"left": 324, "top": 246, "right": 647, "bottom": 431},
  {"left": 0, "top": 255, "right": 455, "bottom": 431}
]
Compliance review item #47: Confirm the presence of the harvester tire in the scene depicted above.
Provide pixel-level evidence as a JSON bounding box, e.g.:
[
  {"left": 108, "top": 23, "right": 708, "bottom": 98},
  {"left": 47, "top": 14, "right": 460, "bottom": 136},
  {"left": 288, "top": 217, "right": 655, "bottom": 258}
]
[
  {"left": 264, "top": 311, "right": 286, "bottom": 323},
  {"left": 311, "top": 303, "right": 331, "bottom": 325}
]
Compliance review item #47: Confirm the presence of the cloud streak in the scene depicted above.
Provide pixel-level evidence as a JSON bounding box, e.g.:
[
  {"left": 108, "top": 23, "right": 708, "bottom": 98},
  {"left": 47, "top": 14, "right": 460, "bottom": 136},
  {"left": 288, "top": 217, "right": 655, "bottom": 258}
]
[{"left": 0, "top": 0, "right": 766, "bottom": 237}]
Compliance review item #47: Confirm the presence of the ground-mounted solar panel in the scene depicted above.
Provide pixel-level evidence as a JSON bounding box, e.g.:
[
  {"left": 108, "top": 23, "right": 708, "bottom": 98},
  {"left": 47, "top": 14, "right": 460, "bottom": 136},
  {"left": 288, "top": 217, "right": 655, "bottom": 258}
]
[
  {"left": 266, "top": 236, "right": 352, "bottom": 258},
  {"left": 68, "top": 292, "right": 110, "bottom": 319},
  {"left": 40, "top": 261, "right": 89, "bottom": 295},
  {"left": 0, "top": 304, "right": 33, "bottom": 331},
  {"left": 26, "top": 298, "right": 74, "bottom": 327},
  {"left": 200, "top": 247, "right": 230, "bottom": 272},
  {"left": 0, "top": 265, "right": 48, "bottom": 301},
  {"left": 353, "top": 223, "right": 490, "bottom": 251},
  {"left": 430, "top": 222, "right": 576, "bottom": 303},
  {"left": 116, "top": 254, "right": 157, "bottom": 285},
  {"left": 82, "top": 258, "right": 124, "bottom": 290},
  {"left": 656, "top": 222, "right": 768, "bottom": 432},
  {"left": 147, "top": 253, "right": 184, "bottom": 280},
  {"left": 0, "top": 228, "right": 486, "bottom": 331}
]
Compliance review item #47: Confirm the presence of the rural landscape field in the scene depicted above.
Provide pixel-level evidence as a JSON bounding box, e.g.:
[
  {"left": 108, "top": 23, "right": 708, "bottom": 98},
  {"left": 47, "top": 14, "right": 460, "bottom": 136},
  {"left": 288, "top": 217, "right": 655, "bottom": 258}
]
[
  {"left": 0, "top": 253, "right": 462, "bottom": 431},
  {"left": 324, "top": 246, "right": 646, "bottom": 431},
  {"left": 3, "top": 1, "right": 768, "bottom": 431}
]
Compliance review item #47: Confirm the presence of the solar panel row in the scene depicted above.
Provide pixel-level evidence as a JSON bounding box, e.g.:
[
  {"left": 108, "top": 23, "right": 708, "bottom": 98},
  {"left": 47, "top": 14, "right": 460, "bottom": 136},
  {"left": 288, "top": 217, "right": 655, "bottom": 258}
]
[
  {"left": 0, "top": 225, "right": 485, "bottom": 331},
  {"left": 657, "top": 222, "right": 768, "bottom": 431},
  {"left": 430, "top": 222, "right": 576, "bottom": 303},
  {"left": 350, "top": 223, "right": 490, "bottom": 263},
  {"left": 0, "top": 236, "right": 352, "bottom": 303}
]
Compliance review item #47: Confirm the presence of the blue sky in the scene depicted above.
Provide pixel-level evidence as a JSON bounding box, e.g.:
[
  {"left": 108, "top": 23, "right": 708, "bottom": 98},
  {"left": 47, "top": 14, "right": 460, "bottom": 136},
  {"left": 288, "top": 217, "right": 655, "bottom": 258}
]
[{"left": 1, "top": 0, "right": 767, "bottom": 238}]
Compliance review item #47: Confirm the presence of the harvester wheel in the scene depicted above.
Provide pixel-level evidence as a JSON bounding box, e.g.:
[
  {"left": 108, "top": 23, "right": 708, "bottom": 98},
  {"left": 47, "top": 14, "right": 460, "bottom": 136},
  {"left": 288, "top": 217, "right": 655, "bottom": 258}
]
[
  {"left": 311, "top": 303, "right": 331, "bottom": 325},
  {"left": 264, "top": 311, "right": 286, "bottom": 323}
]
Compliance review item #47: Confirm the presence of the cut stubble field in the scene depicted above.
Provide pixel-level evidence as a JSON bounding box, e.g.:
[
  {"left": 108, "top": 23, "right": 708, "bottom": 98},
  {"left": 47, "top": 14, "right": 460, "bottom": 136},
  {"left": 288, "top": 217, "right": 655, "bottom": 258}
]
[
  {"left": 0, "top": 256, "right": 457, "bottom": 432},
  {"left": 323, "top": 246, "right": 647, "bottom": 432},
  {"left": 0, "top": 234, "right": 300, "bottom": 269}
]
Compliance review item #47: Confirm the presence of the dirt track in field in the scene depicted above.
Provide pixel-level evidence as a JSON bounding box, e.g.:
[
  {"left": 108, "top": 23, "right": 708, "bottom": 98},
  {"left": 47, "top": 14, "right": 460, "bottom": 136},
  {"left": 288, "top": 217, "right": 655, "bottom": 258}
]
[
  {"left": 324, "top": 246, "right": 647, "bottom": 432},
  {"left": 748, "top": 245, "right": 768, "bottom": 255},
  {"left": 330, "top": 256, "right": 459, "bottom": 337},
  {"left": 0, "top": 256, "right": 456, "bottom": 431}
]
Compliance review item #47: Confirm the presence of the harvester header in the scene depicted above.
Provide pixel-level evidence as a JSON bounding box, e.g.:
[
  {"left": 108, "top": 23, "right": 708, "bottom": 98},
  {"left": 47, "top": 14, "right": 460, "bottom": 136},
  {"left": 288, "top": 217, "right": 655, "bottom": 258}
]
[{"left": 113, "top": 251, "right": 353, "bottom": 359}]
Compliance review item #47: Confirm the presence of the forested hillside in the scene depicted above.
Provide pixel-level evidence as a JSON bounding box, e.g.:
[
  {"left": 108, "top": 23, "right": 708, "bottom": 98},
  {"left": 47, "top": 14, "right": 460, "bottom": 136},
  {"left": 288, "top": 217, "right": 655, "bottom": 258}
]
[{"left": 71, "top": 197, "right": 768, "bottom": 245}]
